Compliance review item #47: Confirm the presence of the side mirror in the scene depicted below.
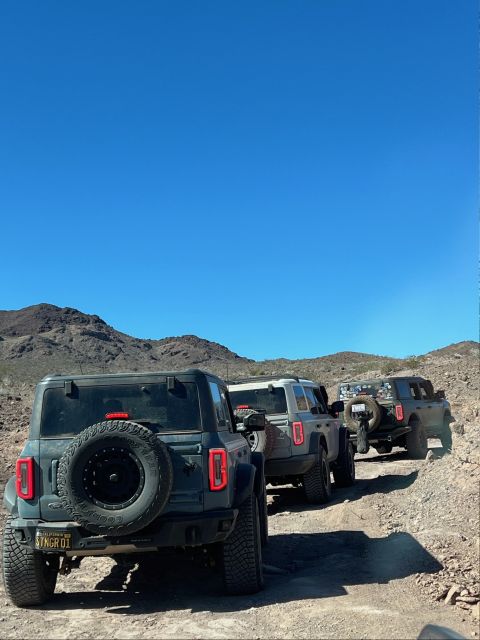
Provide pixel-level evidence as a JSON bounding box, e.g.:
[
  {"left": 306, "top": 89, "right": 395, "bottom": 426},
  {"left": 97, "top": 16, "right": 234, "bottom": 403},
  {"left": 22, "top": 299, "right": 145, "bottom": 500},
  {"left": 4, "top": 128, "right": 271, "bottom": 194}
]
[
  {"left": 330, "top": 400, "right": 344, "bottom": 415},
  {"left": 243, "top": 413, "right": 266, "bottom": 431},
  {"left": 435, "top": 390, "right": 446, "bottom": 400}
]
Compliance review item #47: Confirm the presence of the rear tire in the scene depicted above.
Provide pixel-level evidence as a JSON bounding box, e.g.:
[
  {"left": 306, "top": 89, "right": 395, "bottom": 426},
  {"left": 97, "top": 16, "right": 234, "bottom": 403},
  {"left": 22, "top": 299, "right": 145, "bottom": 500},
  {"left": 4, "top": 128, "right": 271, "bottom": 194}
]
[
  {"left": 221, "top": 494, "right": 264, "bottom": 595},
  {"left": 258, "top": 485, "right": 269, "bottom": 547},
  {"left": 333, "top": 442, "right": 356, "bottom": 488},
  {"left": 302, "top": 446, "right": 332, "bottom": 504},
  {"left": 3, "top": 517, "right": 59, "bottom": 607},
  {"left": 406, "top": 422, "right": 428, "bottom": 459},
  {"left": 440, "top": 418, "right": 452, "bottom": 453}
]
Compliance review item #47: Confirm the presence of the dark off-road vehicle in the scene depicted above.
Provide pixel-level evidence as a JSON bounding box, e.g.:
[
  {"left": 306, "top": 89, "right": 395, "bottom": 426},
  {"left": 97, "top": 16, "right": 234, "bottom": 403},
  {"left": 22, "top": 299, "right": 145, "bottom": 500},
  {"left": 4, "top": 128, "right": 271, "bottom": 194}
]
[
  {"left": 3, "top": 369, "right": 267, "bottom": 607},
  {"left": 228, "top": 376, "right": 355, "bottom": 505},
  {"left": 338, "top": 376, "right": 452, "bottom": 458}
]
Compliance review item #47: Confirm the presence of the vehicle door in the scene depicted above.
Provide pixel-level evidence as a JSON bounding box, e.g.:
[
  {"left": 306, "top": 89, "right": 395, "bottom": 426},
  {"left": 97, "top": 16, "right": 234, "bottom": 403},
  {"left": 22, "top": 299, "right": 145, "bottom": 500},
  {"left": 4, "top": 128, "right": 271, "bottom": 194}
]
[
  {"left": 424, "top": 380, "right": 444, "bottom": 432},
  {"left": 409, "top": 381, "right": 429, "bottom": 428},
  {"left": 208, "top": 382, "right": 250, "bottom": 505},
  {"left": 310, "top": 386, "right": 339, "bottom": 461},
  {"left": 418, "top": 381, "right": 440, "bottom": 433}
]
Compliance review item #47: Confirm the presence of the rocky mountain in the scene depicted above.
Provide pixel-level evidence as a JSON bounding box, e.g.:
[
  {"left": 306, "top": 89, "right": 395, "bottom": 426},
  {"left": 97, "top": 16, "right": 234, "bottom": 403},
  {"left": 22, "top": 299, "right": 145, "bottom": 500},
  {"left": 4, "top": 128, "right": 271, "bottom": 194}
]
[
  {"left": 0, "top": 304, "right": 478, "bottom": 428},
  {"left": 0, "top": 304, "right": 251, "bottom": 383}
]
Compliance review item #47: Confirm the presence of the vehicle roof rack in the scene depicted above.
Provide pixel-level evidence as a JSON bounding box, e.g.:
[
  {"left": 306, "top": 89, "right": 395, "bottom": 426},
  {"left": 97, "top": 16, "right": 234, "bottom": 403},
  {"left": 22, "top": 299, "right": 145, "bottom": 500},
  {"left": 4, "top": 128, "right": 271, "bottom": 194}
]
[{"left": 229, "top": 374, "right": 300, "bottom": 385}]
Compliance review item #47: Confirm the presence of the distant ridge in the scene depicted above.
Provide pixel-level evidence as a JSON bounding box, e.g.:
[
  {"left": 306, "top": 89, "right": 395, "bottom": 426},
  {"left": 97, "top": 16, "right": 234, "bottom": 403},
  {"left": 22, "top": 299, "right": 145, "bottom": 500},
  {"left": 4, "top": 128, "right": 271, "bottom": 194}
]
[{"left": 0, "top": 304, "right": 477, "bottom": 393}]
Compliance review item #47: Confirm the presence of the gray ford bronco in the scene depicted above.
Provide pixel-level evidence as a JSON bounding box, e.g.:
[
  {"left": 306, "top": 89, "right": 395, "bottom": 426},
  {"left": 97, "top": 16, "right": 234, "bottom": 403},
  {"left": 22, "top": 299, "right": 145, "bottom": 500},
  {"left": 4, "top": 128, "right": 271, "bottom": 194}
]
[
  {"left": 228, "top": 376, "right": 355, "bottom": 504},
  {"left": 338, "top": 376, "right": 452, "bottom": 458},
  {"left": 3, "top": 369, "right": 267, "bottom": 607}
]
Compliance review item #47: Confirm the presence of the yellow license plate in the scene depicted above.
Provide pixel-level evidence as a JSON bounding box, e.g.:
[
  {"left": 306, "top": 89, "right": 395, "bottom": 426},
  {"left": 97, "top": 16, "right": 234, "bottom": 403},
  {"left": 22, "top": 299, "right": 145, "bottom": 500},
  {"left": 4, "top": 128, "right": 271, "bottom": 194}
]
[{"left": 35, "top": 530, "right": 72, "bottom": 551}]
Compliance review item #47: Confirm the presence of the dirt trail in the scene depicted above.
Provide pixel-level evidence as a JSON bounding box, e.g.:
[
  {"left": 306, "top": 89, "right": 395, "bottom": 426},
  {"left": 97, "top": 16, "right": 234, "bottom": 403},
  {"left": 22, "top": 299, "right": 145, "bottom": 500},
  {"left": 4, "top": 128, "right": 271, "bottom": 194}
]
[{"left": 0, "top": 443, "right": 476, "bottom": 640}]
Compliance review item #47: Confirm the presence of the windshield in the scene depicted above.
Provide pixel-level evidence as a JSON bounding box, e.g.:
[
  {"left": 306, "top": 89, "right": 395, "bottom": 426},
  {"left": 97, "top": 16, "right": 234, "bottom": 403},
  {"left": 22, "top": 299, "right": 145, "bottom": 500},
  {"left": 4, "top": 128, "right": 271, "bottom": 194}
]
[
  {"left": 229, "top": 387, "right": 287, "bottom": 414},
  {"left": 338, "top": 380, "right": 394, "bottom": 401},
  {"left": 41, "top": 382, "right": 201, "bottom": 436}
]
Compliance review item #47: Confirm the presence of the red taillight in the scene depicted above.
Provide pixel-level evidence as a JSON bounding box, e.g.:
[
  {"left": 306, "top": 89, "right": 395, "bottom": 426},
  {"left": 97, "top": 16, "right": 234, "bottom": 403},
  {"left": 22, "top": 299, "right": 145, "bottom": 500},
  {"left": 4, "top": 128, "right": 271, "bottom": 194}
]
[
  {"left": 292, "top": 421, "right": 304, "bottom": 446},
  {"left": 209, "top": 449, "right": 228, "bottom": 491},
  {"left": 395, "top": 404, "right": 404, "bottom": 421},
  {"left": 16, "top": 457, "right": 34, "bottom": 500},
  {"left": 236, "top": 405, "right": 250, "bottom": 409},
  {"left": 105, "top": 412, "right": 130, "bottom": 420}
]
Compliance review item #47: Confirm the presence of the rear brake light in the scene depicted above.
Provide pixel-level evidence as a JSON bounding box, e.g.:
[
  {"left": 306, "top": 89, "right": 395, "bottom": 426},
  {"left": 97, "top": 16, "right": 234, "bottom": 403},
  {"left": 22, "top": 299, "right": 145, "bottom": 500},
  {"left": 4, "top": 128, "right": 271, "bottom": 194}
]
[
  {"left": 236, "top": 405, "right": 250, "bottom": 409},
  {"left": 16, "top": 457, "right": 34, "bottom": 500},
  {"left": 209, "top": 449, "right": 228, "bottom": 491},
  {"left": 395, "top": 404, "right": 404, "bottom": 421},
  {"left": 105, "top": 412, "right": 130, "bottom": 420},
  {"left": 292, "top": 421, "right": 304, "bottom": 446}
]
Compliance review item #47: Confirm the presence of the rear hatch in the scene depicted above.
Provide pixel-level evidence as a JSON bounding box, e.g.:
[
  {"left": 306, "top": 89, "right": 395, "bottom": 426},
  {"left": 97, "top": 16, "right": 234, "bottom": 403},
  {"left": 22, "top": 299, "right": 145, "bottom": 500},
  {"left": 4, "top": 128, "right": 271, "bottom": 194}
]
[
  {"left": 229, "top": 385, "right": 292, "bottom": 459},
  {"left": 338, "top": 380, "right": 397, "bottom": 427},
  {"left": 38, "top": 377, "right": 205, "bottom": 521}
]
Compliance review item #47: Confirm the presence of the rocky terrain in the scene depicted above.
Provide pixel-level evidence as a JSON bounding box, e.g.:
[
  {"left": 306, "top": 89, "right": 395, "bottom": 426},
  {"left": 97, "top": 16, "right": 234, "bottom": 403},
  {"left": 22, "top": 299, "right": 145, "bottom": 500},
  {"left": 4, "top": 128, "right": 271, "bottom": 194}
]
[{"left": 0, "top": 303, "right": 478, "bottom": 638}]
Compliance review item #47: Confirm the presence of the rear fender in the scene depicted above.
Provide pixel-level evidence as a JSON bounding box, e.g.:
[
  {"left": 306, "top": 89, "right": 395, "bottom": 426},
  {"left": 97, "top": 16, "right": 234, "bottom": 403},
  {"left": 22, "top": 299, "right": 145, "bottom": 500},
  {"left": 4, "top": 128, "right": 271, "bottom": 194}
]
[
  {"left": 308, "top": 431, "right": 322, "bottom": 459},
  {"left": 3, "top": 476, "right": 18, "bottom": 516},
  {"left": 233, "top": 463, "right": 256, "bottom": 507},
  {"left": 250, "top": 452, "right": 265, "bottom": 497},
  {"left": 331, "top": 426, "right": 349, "bottom": 469}
]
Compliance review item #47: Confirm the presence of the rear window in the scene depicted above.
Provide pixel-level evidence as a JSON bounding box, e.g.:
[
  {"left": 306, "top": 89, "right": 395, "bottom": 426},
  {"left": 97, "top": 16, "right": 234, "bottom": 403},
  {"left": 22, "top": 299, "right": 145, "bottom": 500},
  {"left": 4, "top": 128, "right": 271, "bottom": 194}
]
[
  {"left": 338, "top": 381, "right": 394, "bottom": 401},
  {"left": 41, "top": 382, "right": 201, "bottom": 437},
  {"left": 229, "top": 387, "right": 287, "bottom": 414}
]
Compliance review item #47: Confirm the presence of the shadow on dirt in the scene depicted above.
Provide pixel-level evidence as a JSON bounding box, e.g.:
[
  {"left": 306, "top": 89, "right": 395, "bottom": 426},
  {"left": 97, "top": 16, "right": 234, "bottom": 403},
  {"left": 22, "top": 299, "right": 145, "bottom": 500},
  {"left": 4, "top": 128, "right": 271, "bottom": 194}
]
[
  {"left": 43, "top": 529, "right": 442, "bottom": 615},
  {"left": 267, "top": 471, "right": 418, "bottom": 515},
  {"left": 357, "top": 442, "right": 446, "bottom": 465}
]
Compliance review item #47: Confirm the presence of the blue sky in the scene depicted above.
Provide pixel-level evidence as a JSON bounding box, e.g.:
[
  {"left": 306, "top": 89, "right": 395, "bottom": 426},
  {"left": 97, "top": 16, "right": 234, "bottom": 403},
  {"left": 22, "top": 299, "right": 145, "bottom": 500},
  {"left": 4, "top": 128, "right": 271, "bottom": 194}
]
[{"left": 0, "top": 1, "right": 477, "bottom": 360}]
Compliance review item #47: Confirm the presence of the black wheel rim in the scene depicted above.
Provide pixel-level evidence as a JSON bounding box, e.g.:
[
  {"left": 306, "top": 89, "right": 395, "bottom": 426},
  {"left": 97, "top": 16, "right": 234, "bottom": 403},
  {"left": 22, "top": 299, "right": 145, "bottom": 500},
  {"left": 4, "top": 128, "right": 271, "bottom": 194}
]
[{"left": 83, "top": 447, "right": 145, "bottom": 510}]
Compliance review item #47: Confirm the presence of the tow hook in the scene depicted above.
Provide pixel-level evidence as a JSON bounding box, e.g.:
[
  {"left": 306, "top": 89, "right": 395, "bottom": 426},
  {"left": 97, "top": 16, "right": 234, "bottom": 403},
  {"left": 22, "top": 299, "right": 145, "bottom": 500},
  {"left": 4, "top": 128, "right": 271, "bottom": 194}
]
[{"left": 59, "top": 556, "right": 82, "bottom": 576}]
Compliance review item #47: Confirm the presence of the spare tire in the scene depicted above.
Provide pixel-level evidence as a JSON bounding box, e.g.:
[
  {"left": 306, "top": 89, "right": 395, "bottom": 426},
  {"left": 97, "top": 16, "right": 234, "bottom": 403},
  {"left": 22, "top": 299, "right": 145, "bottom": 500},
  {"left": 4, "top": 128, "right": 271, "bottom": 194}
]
[
  {"left": 235, "top": 408, "right": 276, "bottom": 459},
  {"left": 344, "top": 395, "right": 382, "bottom": 433},
  {"left": 57, "top": 420, "right": 173, "bottom": 536}
]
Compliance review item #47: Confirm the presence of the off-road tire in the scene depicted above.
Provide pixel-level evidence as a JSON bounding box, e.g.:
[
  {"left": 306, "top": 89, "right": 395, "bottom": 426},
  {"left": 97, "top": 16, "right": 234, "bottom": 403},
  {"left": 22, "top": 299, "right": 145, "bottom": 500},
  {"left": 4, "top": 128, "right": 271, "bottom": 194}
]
[
  {"left": 302, "top": 446, "right": 332, "bottom": 504},
  {"left": 375, "top": 443, "right": 393, "bottom": 455},
  {"left": 258, "top": 484, "right": 269, "bottom": 546},
  {"left": 3, "top": 517, "right": 59, "bottom": 607},
  {"left": 440, "top": 417, "right": 452, "bottom": 453},
  {"left": 344, "top": 395, "right": 382, "bottom": 432},
  {"left": 406, "top": 421, "right": 428, "bottom": 459},
  {"left": 57, "top": 420, "right": 173, "bottom": 536},
  {"left": 333, "top": 442, "right": 356, "bottom": 488},
  {"left": 221, "top": 493, "right": 264, "bottom": 595}
]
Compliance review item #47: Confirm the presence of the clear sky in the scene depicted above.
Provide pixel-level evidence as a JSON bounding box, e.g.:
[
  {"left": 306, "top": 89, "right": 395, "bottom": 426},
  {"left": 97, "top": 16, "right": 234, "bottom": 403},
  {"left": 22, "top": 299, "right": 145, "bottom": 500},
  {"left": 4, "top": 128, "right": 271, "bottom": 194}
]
[{"left": 0, "top": 1, "right": 477, "bottom": 360}]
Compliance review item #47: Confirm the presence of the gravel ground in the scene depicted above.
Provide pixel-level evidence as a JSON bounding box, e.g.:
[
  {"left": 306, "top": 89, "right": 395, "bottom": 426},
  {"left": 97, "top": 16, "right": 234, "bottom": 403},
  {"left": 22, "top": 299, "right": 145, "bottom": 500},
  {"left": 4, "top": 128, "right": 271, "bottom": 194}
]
[{"left": 0, "top": 441, "right": 478, "bottom": 639}]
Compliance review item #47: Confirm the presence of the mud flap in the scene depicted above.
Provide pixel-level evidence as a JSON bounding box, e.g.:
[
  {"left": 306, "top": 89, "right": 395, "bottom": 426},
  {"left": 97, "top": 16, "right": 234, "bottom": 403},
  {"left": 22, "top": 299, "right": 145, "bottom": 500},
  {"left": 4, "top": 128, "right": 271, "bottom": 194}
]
[{"left": 356, "top": 419, "right": 370, "bottom": 454}]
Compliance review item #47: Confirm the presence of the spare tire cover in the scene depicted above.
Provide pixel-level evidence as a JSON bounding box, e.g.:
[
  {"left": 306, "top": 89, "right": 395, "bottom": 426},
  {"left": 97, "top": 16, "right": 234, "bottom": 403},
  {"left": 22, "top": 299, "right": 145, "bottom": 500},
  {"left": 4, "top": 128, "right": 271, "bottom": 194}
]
[
  {"left": 57, "top": 420, "right": 173, "bottom": 536},
  {"left": 344, "top": 395, "right": 382, "bottom": 433}
]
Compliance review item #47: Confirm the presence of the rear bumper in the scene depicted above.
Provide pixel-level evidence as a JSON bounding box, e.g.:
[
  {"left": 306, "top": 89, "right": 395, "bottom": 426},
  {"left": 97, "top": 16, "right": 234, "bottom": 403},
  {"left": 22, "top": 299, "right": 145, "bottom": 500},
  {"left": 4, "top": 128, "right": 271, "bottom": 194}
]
[
  {"left": 265, "top": 453, "right": 316, "bottom": 477},
  {"left": 8, "top": 509, "right": 238, "bottom": 556},
  {"left": 350, "top": 426, "right": 412, "bottom": 445}
]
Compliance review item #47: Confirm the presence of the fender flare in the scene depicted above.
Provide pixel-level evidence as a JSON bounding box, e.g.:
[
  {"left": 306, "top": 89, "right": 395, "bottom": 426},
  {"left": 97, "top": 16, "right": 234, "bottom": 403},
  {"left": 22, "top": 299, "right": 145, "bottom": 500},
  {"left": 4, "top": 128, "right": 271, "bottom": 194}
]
[
  {"left": 250, "top": 451, "right": 266, "bottom": 497},
  {"left": 3, "top": 476, "right": 18, "bottom": 516},
  {"left": 308, "top": 431, "right": 328, "bottom": 459},
  {"left": 332, "top": 426, "right": 350, "bottom": 470},
  {"left": 233, "top": 463, "right": 256, "bottom": 507}
]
